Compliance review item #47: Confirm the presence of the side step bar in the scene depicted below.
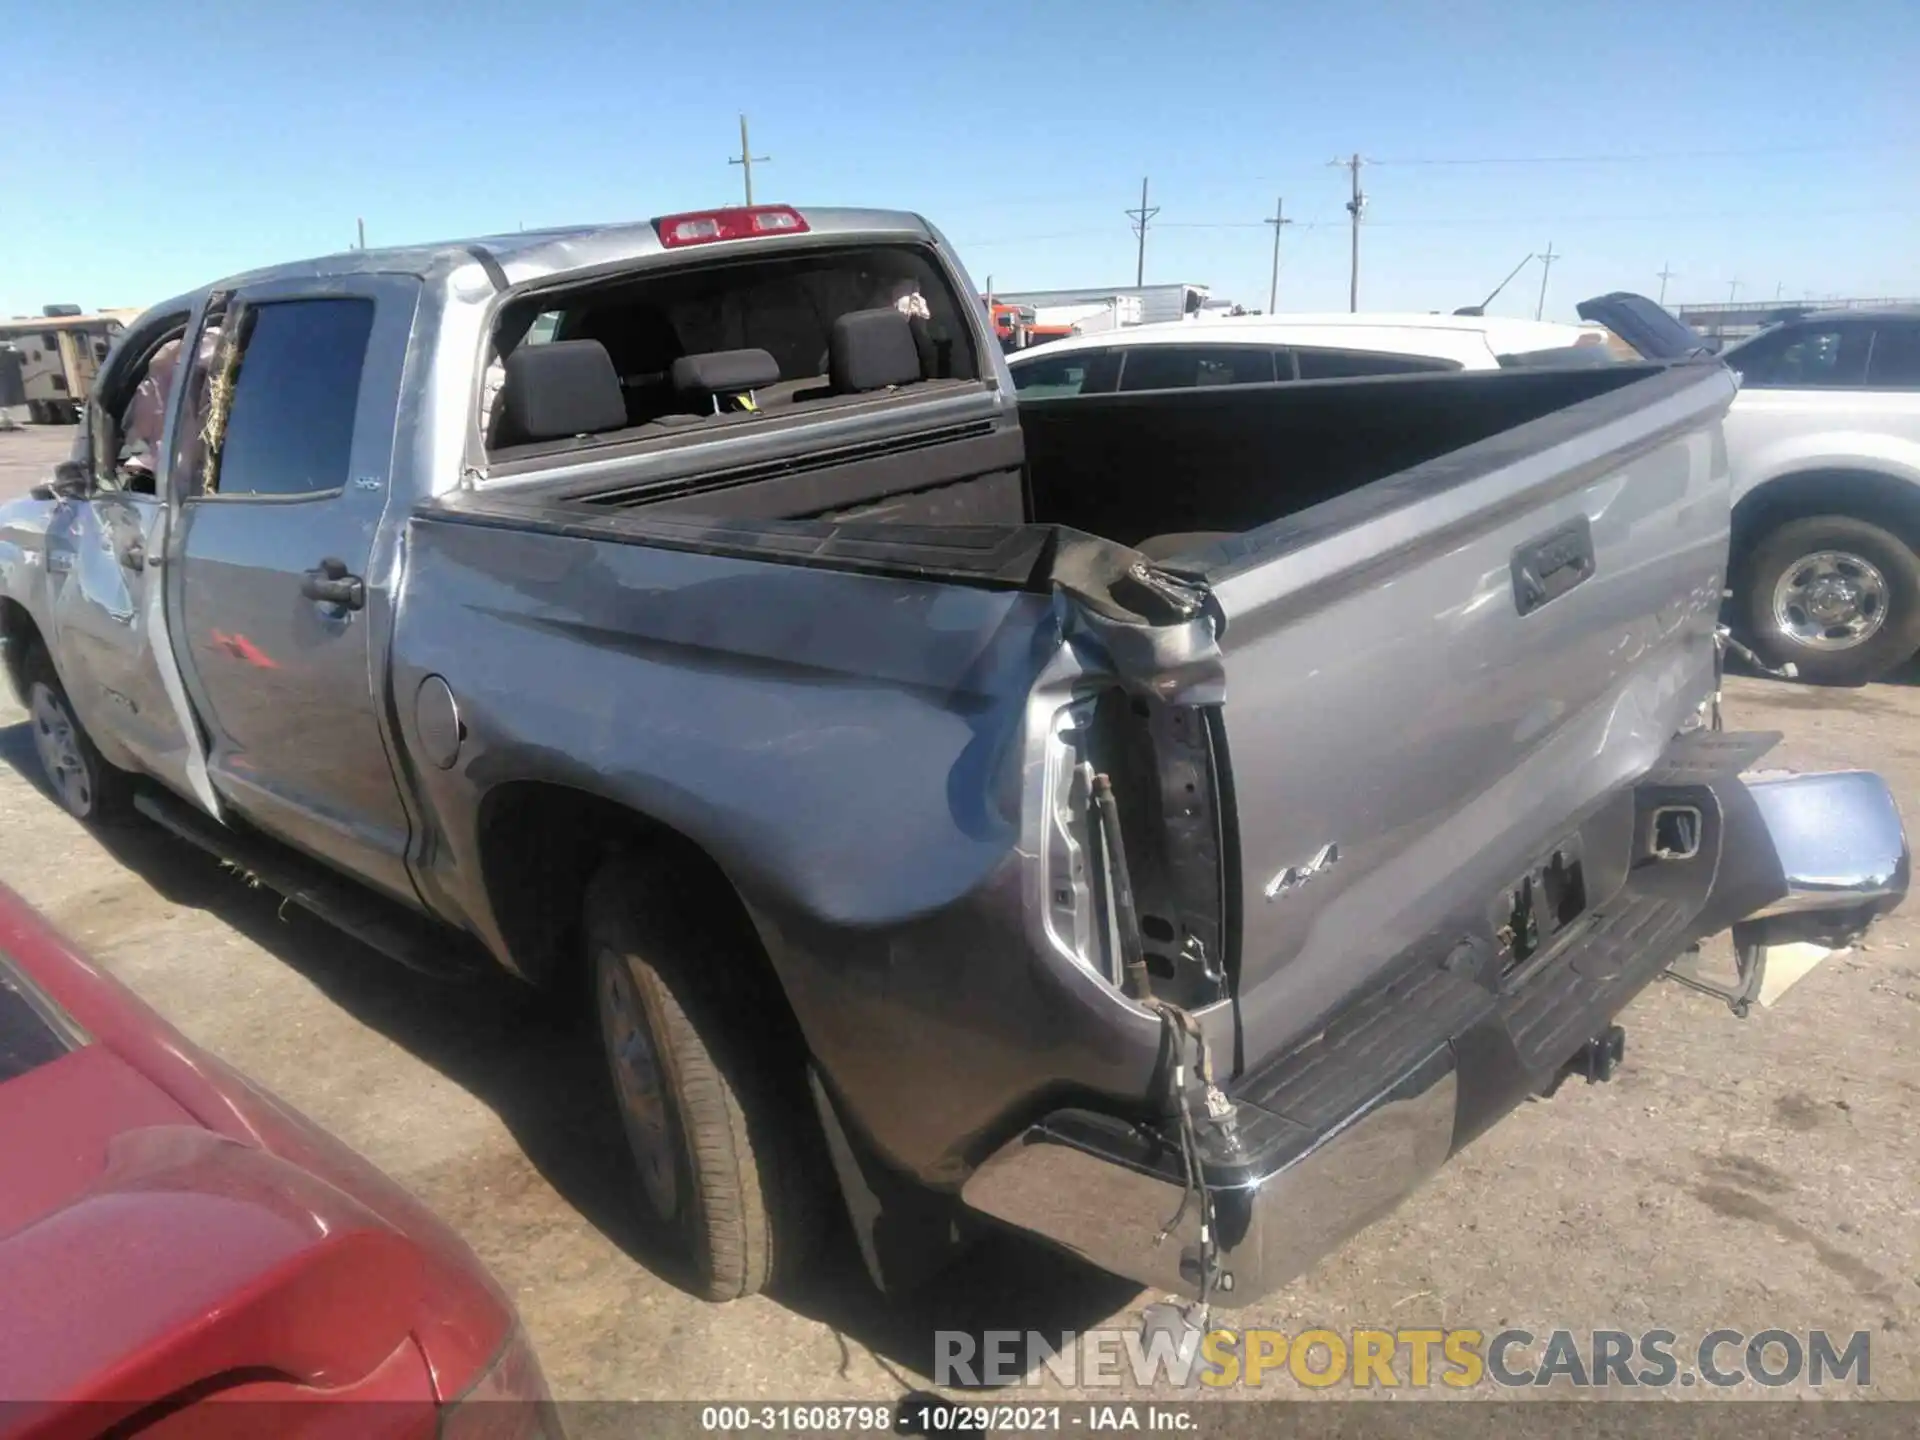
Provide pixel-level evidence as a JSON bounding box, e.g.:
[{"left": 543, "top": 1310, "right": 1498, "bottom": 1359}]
[{"left": 132, "top": 790, "right": 484, "bottom": 981}]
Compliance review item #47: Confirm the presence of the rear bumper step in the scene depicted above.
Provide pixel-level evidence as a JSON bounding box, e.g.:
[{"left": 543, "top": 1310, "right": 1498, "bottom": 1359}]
[{"left": 962, "top": 737, "right": 1908, "bottom": 1305}]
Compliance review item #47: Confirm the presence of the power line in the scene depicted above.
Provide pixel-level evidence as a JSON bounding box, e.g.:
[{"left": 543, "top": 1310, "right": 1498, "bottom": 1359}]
[
  {"left": 1265, "top": 196, "right": 1294, "bottom": 313},
  {"left": 1329, "top": 153, "right": 1367, "bottom": 311},
  {"left": 1534, "top": 241, "right": 1559, "bottom": 320},
  {"left": 728, "top": 114, "right": 769, "bottom": 206},
  {"left": 1370, "top": 142, "right": 1909, "bottom": 167},
  {"left": 1124, "top": 177, "right": 1160, "bottom": 287},
  {"left": 1358, "top": 203, "right": 1920, "bottom": 228}
]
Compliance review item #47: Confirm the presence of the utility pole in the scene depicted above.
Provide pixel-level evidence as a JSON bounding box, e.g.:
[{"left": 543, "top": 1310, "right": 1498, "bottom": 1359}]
[
  {"left": 1774, "top": 281, "right": 1785, "bottom": 301},
  {"left": 728, "top": 114, "right": 770, "bottom": 206},
  {"left": 1264, "top": 196, "right": 1294, "bottom": 314},
  {"left": 1727, "top": 278, "right": 1742, "bottom": 304},
  {"left": 1533, "top": 242, "right": 1559, "bottom": 320},
  {"left": 1657, "top": 263, "right": 1676, "bottom": 306},
  {"left": 1125, "top": 177, "right": 1159, "bottom": 287},
  {"left": 1329, "top": 154, "right": 1367, "bottom": 311},
  {"left": 356, "top": 217, "right": 366, "bottom": 251}
]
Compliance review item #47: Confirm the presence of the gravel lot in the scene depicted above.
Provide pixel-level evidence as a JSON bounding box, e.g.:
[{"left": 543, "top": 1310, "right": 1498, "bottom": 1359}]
[{"left": 3, "top": 421, "right": 1917, "bottom": 1404}]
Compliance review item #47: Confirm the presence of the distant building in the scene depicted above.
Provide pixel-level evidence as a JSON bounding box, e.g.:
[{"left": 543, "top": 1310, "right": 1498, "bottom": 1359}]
[
  {"left": 986, "top": 283, "right": 1216, "bottom": 327},
  {"left": 1676, "top": 296, "right": 1920, "bottom": 343}
]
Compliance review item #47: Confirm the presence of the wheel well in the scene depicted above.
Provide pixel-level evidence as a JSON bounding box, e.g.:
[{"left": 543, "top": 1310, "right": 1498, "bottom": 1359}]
[
  {"left": 1732, "top": 470, "right": 1920, "bottom": 573},
  {"left": 475, "top": 781, "right": 791, "bottom": 1014},
  {"left": 0, "top": 598, "right": 44, "bottom": 706}
]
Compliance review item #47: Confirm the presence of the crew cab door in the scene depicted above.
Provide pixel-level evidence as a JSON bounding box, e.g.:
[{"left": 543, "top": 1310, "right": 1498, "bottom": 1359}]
[
  {"left": 163, "top": 276, "right": 420, "bottom": 903},
  {"left": 1199, "top": 364, "right": 1736, "bottom": 1065},
  {"left": 40, "top": 307, "right": 210, "bottom": 808}
]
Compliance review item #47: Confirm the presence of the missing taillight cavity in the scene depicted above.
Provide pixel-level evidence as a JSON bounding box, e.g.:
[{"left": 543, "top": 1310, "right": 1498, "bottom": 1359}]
[{"left": 1081, "top": 690, "right": 1227, "bottom": 1009}]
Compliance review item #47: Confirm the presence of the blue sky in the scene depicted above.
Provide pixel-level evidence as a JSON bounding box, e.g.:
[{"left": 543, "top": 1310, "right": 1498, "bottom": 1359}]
[{"left": 5, "top": 0, "right": 1915, "bottom": 321}]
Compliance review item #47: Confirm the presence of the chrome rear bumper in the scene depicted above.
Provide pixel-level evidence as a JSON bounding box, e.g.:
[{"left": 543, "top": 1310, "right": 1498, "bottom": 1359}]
[
  {"left": 1743, "top": 769, "right": 1908, "bottom": 922},
  {"left": 961, "top": 761, "right": 1907, "bottom": 1305}
]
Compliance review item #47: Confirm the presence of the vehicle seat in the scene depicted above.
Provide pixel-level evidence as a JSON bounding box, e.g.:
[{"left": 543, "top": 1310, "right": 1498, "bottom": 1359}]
[
  {"left": 829, "top": 308, "right": 925, "bottom": 394},
  {"left": 671, "top": 348, "right": 780, "bottom": 415},
  {"left": 492, "top": 340, "right": 628, "bottom": 448},
  {"left": 562, "top": 304, "right": 688, "bottom": 425}
]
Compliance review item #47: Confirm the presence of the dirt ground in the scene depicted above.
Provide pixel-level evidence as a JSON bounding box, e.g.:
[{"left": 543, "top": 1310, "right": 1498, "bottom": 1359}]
[{"left": 2, "top": 422, "right": 1917, "bottom": 1403}]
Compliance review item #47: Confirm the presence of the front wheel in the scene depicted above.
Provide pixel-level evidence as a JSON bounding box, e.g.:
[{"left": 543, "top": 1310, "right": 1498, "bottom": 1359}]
[
  {"left": 23, "top": 647, "right": 133, "bottom": 822},
  {"left": 1741, "top": 515, "right": 1920, "bottom": 686}
]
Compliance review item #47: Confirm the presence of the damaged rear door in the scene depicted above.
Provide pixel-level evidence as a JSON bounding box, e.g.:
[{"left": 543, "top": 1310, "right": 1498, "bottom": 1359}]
[{"left": 1199, "top": 362, "right": 1737, "bottom": 1065}]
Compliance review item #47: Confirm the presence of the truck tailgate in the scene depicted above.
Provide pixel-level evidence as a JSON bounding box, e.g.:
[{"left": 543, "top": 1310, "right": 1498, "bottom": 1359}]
[{"left": 1201, "top": 362, "right": 1736, "bottom": 1064}]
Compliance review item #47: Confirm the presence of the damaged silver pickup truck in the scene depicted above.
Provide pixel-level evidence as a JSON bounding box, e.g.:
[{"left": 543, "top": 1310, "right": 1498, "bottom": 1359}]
[{"left": 1, "top": 206, "right": 1908, "bottom": 1316}]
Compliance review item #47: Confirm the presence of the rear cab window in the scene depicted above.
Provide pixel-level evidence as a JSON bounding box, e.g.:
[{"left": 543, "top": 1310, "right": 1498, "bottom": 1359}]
[
  {"left": 174, "top": 297, "right": 376, "bottom": 499},
  {"left": 483, "top": 242, "right": 982, "bottom": 463}
]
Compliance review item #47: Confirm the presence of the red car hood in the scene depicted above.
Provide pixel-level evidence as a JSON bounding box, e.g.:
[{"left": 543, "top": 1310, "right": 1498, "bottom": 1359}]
[
  {"left": 0, "top": 1062, "right": 423, "bottom": 1383},
  {"left": 0, "top": 893, "right": 516, "bottom": 1437}
]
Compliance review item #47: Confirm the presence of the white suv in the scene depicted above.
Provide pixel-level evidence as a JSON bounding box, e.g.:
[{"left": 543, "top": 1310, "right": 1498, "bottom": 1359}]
[
  {"left": 1011, "top": 294, "right": 1920, "bottom": 685},
  {"left": 1713, "top": 310, "right": 1920, "bottom": 684}
]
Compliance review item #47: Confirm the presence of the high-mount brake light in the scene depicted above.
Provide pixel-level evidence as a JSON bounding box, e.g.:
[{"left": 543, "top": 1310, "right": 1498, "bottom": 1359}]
[{"left": 652, "top": 206, "right": 809, "bottom": 248}]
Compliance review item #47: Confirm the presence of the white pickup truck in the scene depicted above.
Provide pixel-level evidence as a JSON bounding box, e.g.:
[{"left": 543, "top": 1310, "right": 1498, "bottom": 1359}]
[{"left": 1712, "top": 306, "right": 1920, "bottom": 684}]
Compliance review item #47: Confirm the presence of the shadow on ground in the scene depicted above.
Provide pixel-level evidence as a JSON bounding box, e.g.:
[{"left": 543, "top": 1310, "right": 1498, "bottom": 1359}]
[{"left": 0, "top": 721, "right": 1136, "bottom": 1386}]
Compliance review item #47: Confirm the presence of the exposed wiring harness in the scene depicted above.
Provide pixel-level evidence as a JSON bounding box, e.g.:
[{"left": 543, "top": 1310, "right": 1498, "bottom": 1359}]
[
  {"left": 1089, "top": 769, "right": 1235, "bottom": 1321},
  {"left": 1144, "top": 999, "right": 1230, "bottom": 1318}
]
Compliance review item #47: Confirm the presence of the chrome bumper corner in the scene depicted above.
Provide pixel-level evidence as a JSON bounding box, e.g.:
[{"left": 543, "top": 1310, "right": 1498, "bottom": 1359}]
[
  {"left": 1741, "top": 769, "right": 1909, "bottom": 925},
  {"left": 961, "top": 1048, "right": 1457, "bottom": 1308}
]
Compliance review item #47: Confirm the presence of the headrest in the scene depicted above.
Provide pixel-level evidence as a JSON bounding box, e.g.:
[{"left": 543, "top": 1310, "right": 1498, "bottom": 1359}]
[
  {"left": 829, "top": 308, "right": 923, "bottom": 394},
  {"left": 671, "top": 348, "right": 780, "bottom": 401},
  {"left": 499, "top": 340, "right": 627, "bottom": 444}
]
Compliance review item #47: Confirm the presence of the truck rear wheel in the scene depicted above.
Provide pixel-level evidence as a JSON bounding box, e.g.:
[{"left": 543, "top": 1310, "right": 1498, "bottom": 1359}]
[
  {"left": 23, "top": 645, "right": 133, "bottom": 822},
  {"left": 585, "top": 857, "right": 824, "bottom": 1300},
  {"left": 1742, "top": 515, "right": 1920, "bottom": 686}
]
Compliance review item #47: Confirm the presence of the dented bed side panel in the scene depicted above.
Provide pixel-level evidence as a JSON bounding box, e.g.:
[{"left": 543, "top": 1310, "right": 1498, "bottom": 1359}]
[{"left": 389, "top": 516, "right": 1181, "bottom": 1183}]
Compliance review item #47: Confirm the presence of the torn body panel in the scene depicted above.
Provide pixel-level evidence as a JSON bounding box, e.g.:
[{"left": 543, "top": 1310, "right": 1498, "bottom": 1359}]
[{"left": 390, "top": 511, "right": 1224, "bottom": 1184}]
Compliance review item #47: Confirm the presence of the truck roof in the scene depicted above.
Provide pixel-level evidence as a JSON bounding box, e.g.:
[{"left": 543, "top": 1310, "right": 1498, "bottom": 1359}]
[{"left": 147, "top": 207, "right": 941, "bottom": 318}]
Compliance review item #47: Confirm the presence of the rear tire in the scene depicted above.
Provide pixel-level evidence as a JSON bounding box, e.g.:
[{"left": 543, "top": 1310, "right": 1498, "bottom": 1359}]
[
  {"left": 586, "top": 856, "right": 824, "bottom": 1300},
  {"left": 1741, "top": 515, "right": 1920, "bottom": 686},
  {"left": 22, "top": 646, "right": 133, "bottom": 822}
]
